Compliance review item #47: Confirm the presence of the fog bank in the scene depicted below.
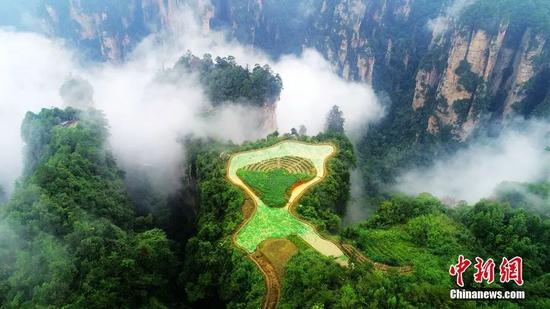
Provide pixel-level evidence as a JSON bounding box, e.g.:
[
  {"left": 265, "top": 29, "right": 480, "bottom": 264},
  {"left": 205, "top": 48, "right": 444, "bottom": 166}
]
[
  {"left": 0, "top": 5, "right": 384, "bottom": 197},
  {"left": 395, "top": 120, "right": 550, "bottom": 204}
]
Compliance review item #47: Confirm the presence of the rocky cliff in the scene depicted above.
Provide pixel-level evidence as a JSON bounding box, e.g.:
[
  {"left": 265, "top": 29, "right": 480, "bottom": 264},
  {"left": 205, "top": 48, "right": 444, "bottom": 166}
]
[
  {"left": 10, "top": 0, "right": 183, "bottom": 61},
  {"left": 414, "top": 22, "right": 548, "bottom": 138},
  {"left": 6, "top": 0, "right": 549, "bottom": 139},
  {"left": 210, "top": 0, "right": 430, "bottom": 86},
  {"left": 210, "top": 0, "right": 550, "bottom": 140}
]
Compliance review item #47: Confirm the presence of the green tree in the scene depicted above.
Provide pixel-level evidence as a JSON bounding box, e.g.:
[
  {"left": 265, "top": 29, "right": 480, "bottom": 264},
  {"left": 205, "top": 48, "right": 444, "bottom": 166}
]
[
  {"left": 325, "top": 105, "right": 345, "bottom": 134},
  {"left": 171, "top": 53, "right": 282, "bottom": 107}
]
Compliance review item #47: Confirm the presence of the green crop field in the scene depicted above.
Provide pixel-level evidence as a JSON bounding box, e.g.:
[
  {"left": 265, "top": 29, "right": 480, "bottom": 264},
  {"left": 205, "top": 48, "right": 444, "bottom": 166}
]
[
  {"left": 227, "top": 140, "right": 347, "bottom": 264},
  {"left": 358, "top": 228, "right": 420, "bottom": 266},
  {"left": 237, "top": 168, "right": 313, "bottom": 208},
  {"left": 237, "top": 200, "right": 312, "bottom": 252}
]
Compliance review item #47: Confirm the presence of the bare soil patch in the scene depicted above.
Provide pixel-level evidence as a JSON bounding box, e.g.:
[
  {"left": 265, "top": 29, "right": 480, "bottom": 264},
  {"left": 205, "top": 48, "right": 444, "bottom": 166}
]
[{"left": 258, "top": 238, "right": 298, "bottom": 281}]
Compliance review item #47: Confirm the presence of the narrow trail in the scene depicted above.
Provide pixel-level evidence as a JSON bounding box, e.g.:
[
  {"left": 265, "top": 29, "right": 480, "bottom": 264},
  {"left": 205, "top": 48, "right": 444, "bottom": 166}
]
[
  {"left": 341, "top": 244, "right": 413, "bottom": 273},
  {"left": 250, "top": 251, "right": 280, "bottom": 309}
]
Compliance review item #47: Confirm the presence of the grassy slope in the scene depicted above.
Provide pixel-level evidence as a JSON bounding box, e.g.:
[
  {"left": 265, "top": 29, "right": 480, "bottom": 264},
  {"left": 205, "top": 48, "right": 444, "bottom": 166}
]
[
  {"left": 347, "top": 213, "right": 475, "bottom": 286},
  {"left": 237, "top": 201, "right": 312, "bottom": 252}
]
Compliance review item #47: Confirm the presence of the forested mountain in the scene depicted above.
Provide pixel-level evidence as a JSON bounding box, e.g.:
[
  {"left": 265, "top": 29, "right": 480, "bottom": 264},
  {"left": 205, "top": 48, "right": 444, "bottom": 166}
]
[
  {"left": 1, "top": 1, "right": 549, "bottom": 308},
  {"left": 170, "top": 53, "right": 282, "bottom": 107},
  {"left": 209, "top": 0, "right": 550, "bottom": 190},
  {"left": 0, "top": 108, "right": 180, "bottom": 307}
]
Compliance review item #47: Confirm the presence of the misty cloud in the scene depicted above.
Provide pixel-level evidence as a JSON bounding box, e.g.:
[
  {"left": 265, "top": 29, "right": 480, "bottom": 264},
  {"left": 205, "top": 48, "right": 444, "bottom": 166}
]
[
  {"left": 0, "top": 24, "right": 264, "bottom": 196},
  {"left": 427, "top": 0, "right": 475, "bottom": 37},
  {"left": 343, "top": 169, "right": 375, "bottom": 226},
  {"left": 0, "top": 30, "right": 72, "bottom": 194},
  {"left": 395, "top": 120, "right": 550, "bottom": 204},
  {"left": 59, "top": 76, "right": 94, "bottom": 109},
  {"left": 155, "top": 5, "right": 384, "bottom": 137},
  {"left": 0, "top": 4, "right": 384, "bottom": 198},
  {"left": 274, "top": 50, "right": 384, "bottom": 136},
  {"left": 495, "top": 181, "right": 550, "bottom": 216}
]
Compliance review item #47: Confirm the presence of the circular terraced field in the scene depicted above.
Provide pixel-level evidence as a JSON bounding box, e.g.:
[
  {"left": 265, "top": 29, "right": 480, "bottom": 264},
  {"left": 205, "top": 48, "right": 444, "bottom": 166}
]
[{"left": 242, "top": 156, "right": 316, "bottom": 176}]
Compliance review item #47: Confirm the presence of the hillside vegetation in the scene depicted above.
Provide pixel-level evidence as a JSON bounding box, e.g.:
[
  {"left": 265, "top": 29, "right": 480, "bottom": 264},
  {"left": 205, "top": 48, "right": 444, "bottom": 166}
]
[
  {"left": 279, "top": 194, "right": 550, "bottom": 308},
  {"left": 0, "top": 108, "right": 179, "bottom": 307},
  {"left": 167, "top": 52, "right": 283, "bottom": 107}
]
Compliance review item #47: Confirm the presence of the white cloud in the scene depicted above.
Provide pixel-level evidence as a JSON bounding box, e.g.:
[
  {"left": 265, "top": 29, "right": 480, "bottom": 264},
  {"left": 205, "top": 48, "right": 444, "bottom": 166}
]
[
  {"left": 427, "top": 0, "right": 475, "bottom": 37},
  {"left": 0, "top": 4, "right": 385, "bottom": 197},
  {"left": 395, "top": 121, "right": 550, "bottom": 204},
  {"left": 0, "top": 30, "right": 74, "bottom": 194},
  {"left": 274, "top": 50, "right": 384, "bottom": 136}
]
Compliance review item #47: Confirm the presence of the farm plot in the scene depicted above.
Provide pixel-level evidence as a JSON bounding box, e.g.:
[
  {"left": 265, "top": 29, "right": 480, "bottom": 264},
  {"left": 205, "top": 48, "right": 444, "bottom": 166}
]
[
  {"left": 227, "top": 140, "right": 348, "bottom": 264},
  {"left": 237, "top": 156, "right": 315, "bottom": 208}
]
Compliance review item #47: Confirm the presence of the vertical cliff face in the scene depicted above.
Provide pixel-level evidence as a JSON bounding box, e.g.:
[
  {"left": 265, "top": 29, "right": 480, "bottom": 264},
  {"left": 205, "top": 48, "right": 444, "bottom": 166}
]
[
  {"left": 211, "top": 0, "right": 437, "bottom": 89},
  {"left": 209, "top": 0, "right": 550, "bottom": 140},
  {"left": 18, "top": 0, "right": 184, "bottom": 61},
  {"left": 503, "top": 31, "right": 547, "bottom": 114},
  {"left": 260, "top": 98, "right": 278, "bottom": 133},
  {"left": 414, "top": 21, "right": 548, "bottom": 139}
]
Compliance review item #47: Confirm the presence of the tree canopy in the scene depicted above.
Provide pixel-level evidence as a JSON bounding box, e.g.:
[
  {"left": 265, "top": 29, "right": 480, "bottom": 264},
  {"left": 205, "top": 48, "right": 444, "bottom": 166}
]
[
  {"left": 325, "top": 105, "right": 345, "bottom": 134},
  {"left": 0, "top": 108, "right": 179, "bottom": 307},
  {"left": 170, "top": 52, "right": 283, "bottom": 107}
]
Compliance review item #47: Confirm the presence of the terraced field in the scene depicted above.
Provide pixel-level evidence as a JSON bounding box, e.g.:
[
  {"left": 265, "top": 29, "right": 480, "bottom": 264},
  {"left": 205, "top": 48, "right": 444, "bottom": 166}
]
[
  {"left": 227, "top": 140, "right": 350, "bottom": 308},
  {"left": 237, "top": 167, "right": 313, "bottom": 208},
  {"left": 241, "top": 156, "right": 317, "bottom": 175},
  {"left": 227, "top": 140, "right": 348, "bottom": 265}
]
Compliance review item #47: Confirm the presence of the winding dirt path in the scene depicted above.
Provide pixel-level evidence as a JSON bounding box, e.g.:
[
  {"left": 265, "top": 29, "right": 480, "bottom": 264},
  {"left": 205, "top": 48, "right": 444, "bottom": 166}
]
[
  {"left": 341, "top": 244, "right": 412, "bottom": 273},
  {"left": 249, "top": 251, "right": 280, "bottom": 309}
]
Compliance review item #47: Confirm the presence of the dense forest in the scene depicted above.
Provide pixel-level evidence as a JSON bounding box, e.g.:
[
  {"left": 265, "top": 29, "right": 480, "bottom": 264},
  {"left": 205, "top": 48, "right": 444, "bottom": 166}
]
[
  {"left": 175, "top": 114, "right": 550, "bottom": 307},
  {"left": 179, "top": 113, "right": 357, "bottom": 307},
  {"left": 0, "top": 55, "right": 548, "bottom": 307},
  {"left": 280, "top": 194, "right": 550, "bottom": 308},
  {"left": 0, "top": 108, "right": 180, "bottom": 307},
  {"left": 171, "top": 100, "right": 550, "bottom": 307}
]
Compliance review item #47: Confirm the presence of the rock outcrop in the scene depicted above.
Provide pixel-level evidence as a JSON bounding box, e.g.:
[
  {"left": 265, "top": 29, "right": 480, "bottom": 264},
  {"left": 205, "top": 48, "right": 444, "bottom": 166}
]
[
  {"left": 503, "top": 30, "right": 547, "bottom": 115},
  {"left": 210, "top": 0, "right": 549, "bottom": 140},
  {"left": 38, "top": 0, "right": 183, "bottom": 61},
  {"left": 412, "top": 21, "right": 546, "bottom": 139}
]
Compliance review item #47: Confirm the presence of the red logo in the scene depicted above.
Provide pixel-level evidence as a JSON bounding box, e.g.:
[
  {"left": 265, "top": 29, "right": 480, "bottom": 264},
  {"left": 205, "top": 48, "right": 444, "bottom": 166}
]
[
  {"left": 449, "top": 255, "right": 471, "bottom": 287},
  {"left": 450, "top": 256, "right": 523, "bottom": 286},
  {"left": 473, "top": 257, "right": 495, "bottom": 284},
  {"left": 499, "top": 256, "right": 524, "bottom": 286}
]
